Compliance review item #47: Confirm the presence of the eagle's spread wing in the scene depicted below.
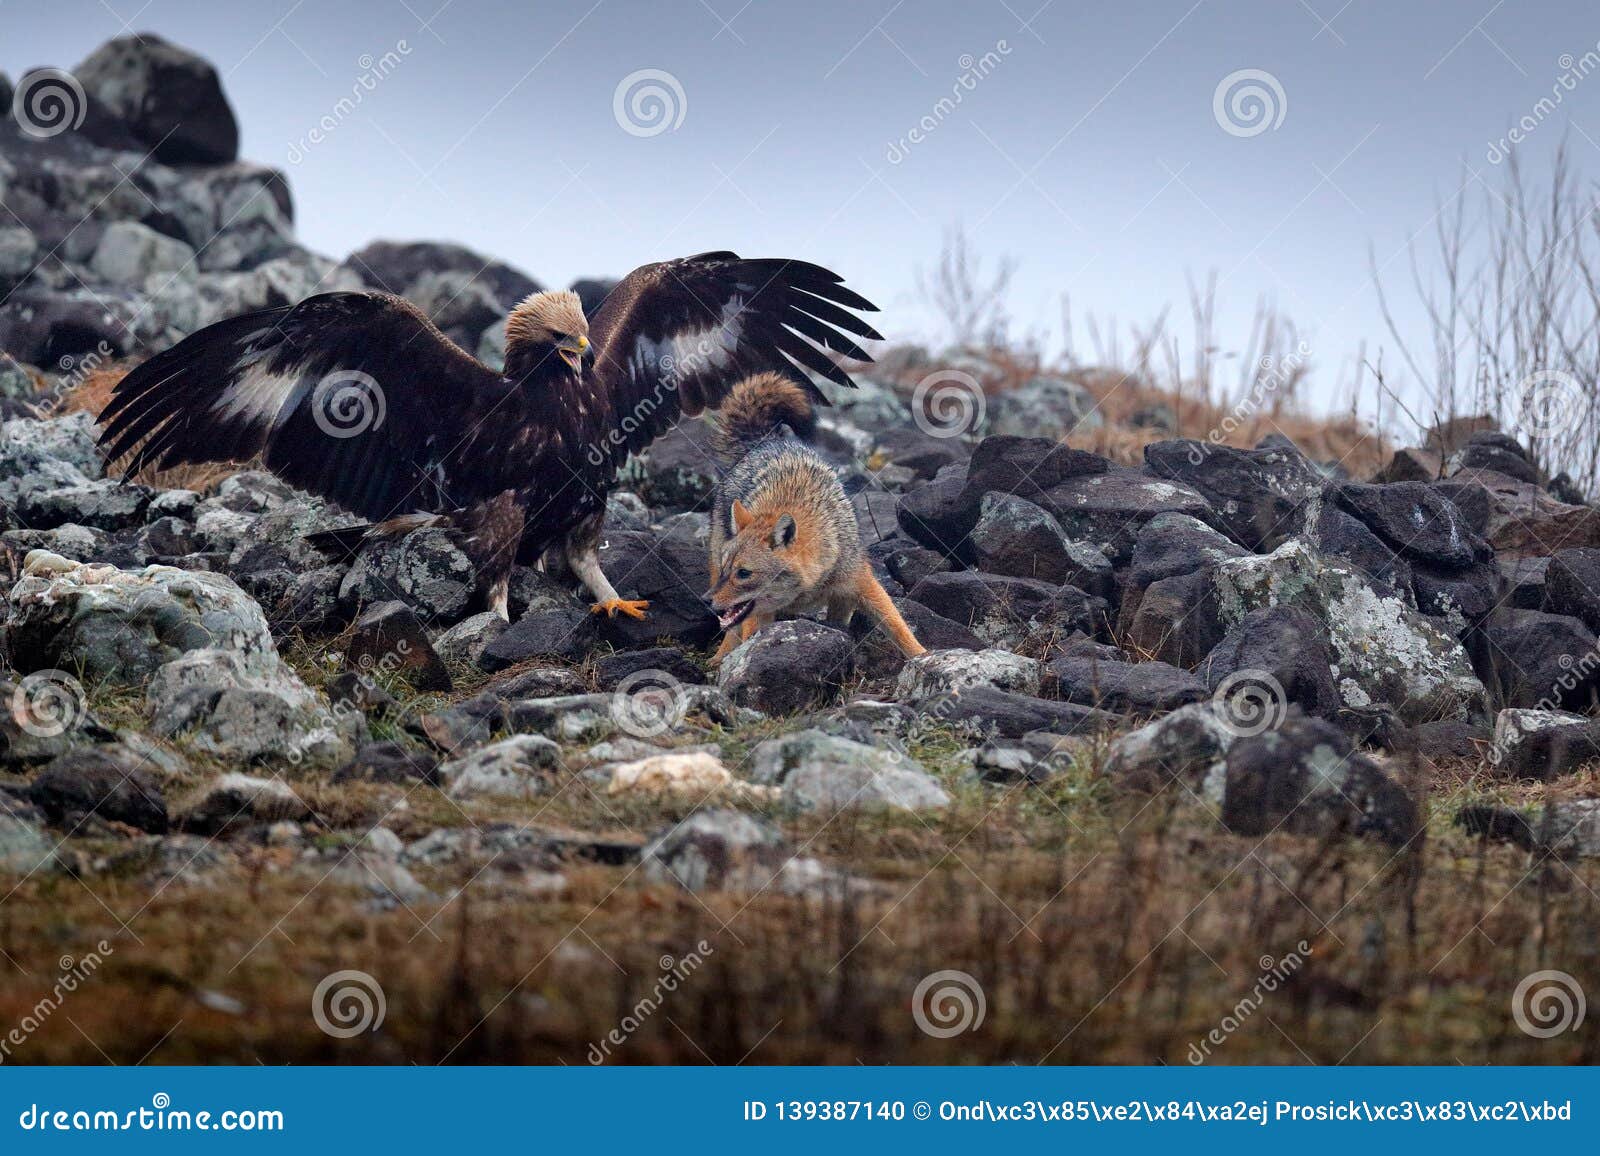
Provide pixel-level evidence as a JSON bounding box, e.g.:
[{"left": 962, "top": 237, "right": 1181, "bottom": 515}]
[
  {"left": 97, "top": 291, "right": 506, "bottom": 520},
  {"left": 586, "top": 252, "right": 882, "bottom": 464}
]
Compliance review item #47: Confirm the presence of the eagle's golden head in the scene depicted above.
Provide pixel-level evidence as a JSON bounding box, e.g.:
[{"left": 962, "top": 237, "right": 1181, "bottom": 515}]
[{"left": 506, "top": 290, "right": 589, "bottom": 371}]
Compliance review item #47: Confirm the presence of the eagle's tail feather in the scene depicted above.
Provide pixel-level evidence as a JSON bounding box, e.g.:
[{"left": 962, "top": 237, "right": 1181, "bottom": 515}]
[{"left": 303, "top": 513, "right": 446, "bottom": 559}]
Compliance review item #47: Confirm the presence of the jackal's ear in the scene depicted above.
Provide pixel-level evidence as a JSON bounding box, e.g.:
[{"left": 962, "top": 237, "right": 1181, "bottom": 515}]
[
  {"left": 731, "top": 500, "right": 754, "bottom": 532},
  {"left": 771, "top": 513, "right": 797, "bottom": 549}
]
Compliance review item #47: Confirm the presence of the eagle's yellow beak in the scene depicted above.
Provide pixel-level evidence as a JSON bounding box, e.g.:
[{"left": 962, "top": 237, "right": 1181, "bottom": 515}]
[{"left": 557, "top": 334, "right": 588, "bottom": 371}]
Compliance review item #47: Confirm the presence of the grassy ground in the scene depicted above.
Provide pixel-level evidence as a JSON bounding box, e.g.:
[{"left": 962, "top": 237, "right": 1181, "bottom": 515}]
[{"left": 1, "top": 677, "right": 1595, "bottom": 1065}]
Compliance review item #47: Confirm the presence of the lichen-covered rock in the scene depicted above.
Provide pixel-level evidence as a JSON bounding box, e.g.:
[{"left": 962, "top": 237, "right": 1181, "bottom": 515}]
[
  {"left": 8, "top": 552, "right": 279, "bottom": 681},
  {"left": 1102, "top": 702, "right": 1238, "bottom": 798},
  {"left": 432, "top": 611, "right": 509, "bottom": 667},
  {"left": 1488, "top": 708, "right": 1600, "bottom": 780},
  {"left": 895, "top": 648, "right": 1041, "bottom": 699},
  {"left": 749, "top": 729, "right": 949, "bottom": 813},
  {"left": 434, "top": 735, "right": 562, "bottom": 800},
  {"left": 1212, "top": 540, "right": 1486, "bottom": 723},
  {"left": 1540, "top": 799, "right": 1600, "bottom": 858},
  {"left": 640, "top": 809, "right": 854, "bottom": 895},
  {"left": 147, "top": 648, "right": 358, "bottom": 763},
  {"left": 969, "top": 492, "right": 1093, "bottom": 585},
  {"left": 18, "top": 479, "right": 151, "bottom": 530},
  {"left": 985, "top": 374, "right": 1102, "bottom": 440},
  {"left": 907, "top": 570, "right": 1103, "bottom": 650}
]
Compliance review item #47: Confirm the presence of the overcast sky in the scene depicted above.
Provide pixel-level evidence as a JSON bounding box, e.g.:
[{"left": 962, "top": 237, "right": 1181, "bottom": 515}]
[{"left": 6, "top": 0, "right": 1600, "bottom": 416}]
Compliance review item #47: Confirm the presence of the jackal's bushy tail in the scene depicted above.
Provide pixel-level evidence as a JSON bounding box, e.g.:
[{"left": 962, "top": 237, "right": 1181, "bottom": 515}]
[{"left": 711, "top": 372, "right": 817, "bottom": 464}]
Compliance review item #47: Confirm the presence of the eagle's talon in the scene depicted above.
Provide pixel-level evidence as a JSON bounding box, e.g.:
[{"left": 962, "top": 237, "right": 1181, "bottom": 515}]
[{"left": 591, "top": 598, "right": 649, "bottom": 620}]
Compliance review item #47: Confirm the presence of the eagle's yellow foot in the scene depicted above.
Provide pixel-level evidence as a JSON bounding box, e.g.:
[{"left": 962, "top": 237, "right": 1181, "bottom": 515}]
[{"left": 591, "top": 598, "right": 649, "bottom": 620}]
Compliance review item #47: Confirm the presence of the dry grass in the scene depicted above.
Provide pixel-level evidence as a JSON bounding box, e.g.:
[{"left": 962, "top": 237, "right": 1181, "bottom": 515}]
[{"left": 0, "top": 729, "right": 1594, "bottom": 1066}]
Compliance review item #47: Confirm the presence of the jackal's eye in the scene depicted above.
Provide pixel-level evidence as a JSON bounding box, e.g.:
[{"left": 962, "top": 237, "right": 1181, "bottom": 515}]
[{"left": 735, "top": 567, "right": 752, "bottom": 581}]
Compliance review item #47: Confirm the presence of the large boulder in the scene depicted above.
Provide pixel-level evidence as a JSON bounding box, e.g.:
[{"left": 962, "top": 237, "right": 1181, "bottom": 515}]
[
  {"left": 1329, "top": 482, "right": 1492, "bottom": 569},
  {"left": 1488, "top": 708, "right": 1600, "bottom": 780},
  {"left": 907, "top": 571, "right": 1103, "bottom": 650},
  {"left": 28, "top": 746, "right": 169, "bottom": 833},
  {"left": 1544, "top": 548, "right": 1600, "bottom": 632},
  {"left": 1447, "top": 468, "right": 1600, "bottom": 554},
  {"left": 895, "top": 648, "right": 1040, "bottom": 699},
  {"left": 1198, "top": 605, "right": 1341, "bottom": 721},
  {"left": 1212, "top": 540, "right": 1486, "bottom": 723},
  {"left": 1478, "top": 609, "right": 1600, "bottom": 711},
  {"left": 74, "top": 34, "right": 239, "bottom": 163}
]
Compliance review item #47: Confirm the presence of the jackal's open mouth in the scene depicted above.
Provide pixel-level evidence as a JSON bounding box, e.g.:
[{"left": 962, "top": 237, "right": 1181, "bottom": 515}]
[{"left": 717, "top": 600, "right": 754, "bottom": 629}]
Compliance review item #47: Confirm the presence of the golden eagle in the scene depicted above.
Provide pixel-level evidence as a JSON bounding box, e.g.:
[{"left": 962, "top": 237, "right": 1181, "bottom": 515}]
[{"left": 96, "top": 252, "right": 882, "bottom": 620}]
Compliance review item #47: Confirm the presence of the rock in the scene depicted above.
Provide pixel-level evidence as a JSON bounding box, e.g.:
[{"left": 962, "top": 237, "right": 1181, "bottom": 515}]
[
  {"left": 749, "top": 729, "right": 949, "bottom": 812},
  {"left": 1488, "top": 708, "right": 1600, "bottom": 780},
  {"left": 1144, "top": 440, "right": 1322, "bottom": 550},
  {"left": 594, "top": 649, "right": 702, "bottom": 695},
  {"left": 347, "top": 601, "right": 452, "bottom": 692},
  {"left": 89, "top": 220, "right": 196, "bottom": 285},
  {"left": 968, "top": 491, "right": 1110, "bottom": 591},
  {"left": 432, "top": 611, "right": 509, "bottom": 667},
  {"left": 0, "top": 228, "right": 39, "bottom": 292},
  {"left": 1411, "top": 558, "right": 1502, "bottom": 631},
  {"left": 342, "top": 240, "right": 538, "bottom": 311},
  {"left": 1044, "top": 657, "right": 1207, "bottom": 715},
  {"left": 608, "top": 752, "right": 744, "bottom": 798},
  {"left": 640, "top": 809, "right": 848, "bottom": 894},
  {"left": 1102, "top": 703, "right": 1238, "bottom": 797},
  {"left": 896, "top": 464, "right": 981, "bottom": 557},
  {"left": 482, "top": 665, "right": 587, "bottom": 701},
  {"left": 0, "top": 672, "right": 117, "bottom": 767},
  {"left": 916, "top": 685, "right": 1117, "bottom": 739},
  {"left": 907, "top": 571, "right": 1103, "bottom": 650},
  {"left": 1329, "top": 482, "right": 1492, "bottom": 569},
  {"left": 1451, "top": 431, "right": 1539, "bottom": 484},
  {"left": 633, "top": 421, "right": 720, "bottom": 509},
  {"left": 1213, "top": 541, "right": 1487, "bottom": 723},
  {"left": 411, "top": 694, "right": 503, "bottom": 754},
  {"left": 0, "top": 810, "right": 53, "bottom": 873},
  {"left": 1390, "top": 718, "right": 1491, "bottom": 763},
  {"left": 1377, "top": 447, "right": 1442, "bottom": 483},
  {"left": 393, "top": 528, "right": 475, "bottom": 622},
  {"left": 332, "top": 741, "right": 438, "bottom": 785},
  {"left": 1307, "top": 505, "right": 1411, "bottom": 600},
  {"left": 964, "top": 434, "right": 1110, "bottom": 501},
  {"left": 1036, "top": 469, "right": 1214, "bottom": 564},
  {"left": 1117, "top": 512, "right": 1245, "bottom": 628},
  {"left": 1540, "top": 800, "right": 1600, "bottom": 858},
  {"left": 717, "top": 620, "right": 853, "bottom": 714},
  {"left": 1478, "top": 609, "right": 1599, "bottom": 711},
  {"left": 1124, "top": 569, "right": 1228, "bottom": 670},
  {"left": 28, "top": 746, "right": 168, "bottom": 833},
  {"left": 179, "top": 773, "right": 311, "bottom": 835},
  {"left": 593, "top": 529, "right": 718, "bottom": 647},
  {"left": 1221, "top": 712, "right": 1419, "bottom": 845},
  {"left": 434, "top": 735, "right": 562, "bottom": 800},
  {"left": 1543, "top": 548, "right": 1600, "bottom": 632},
  {"left": 476, "top": 608, "right": 598, "bottom": 671},
  {"left": 895, "top": 648, "right": 1041, "bottom": 699},
  {"left": 8, "top": 554, "right": 280, "bottom": 682},
  {"left": 1448, "top": 468, "right": 1600, "bottom": 554},
  {"left": 147, "top": 648, "right": 358, "bottom": 763},
  {"left": 74, "top": 34, "right": 239, "bottom": 162},
  {"left": 0, "top": 289, "right": 133, "bottom": 368},
  {"left": 985, "top": 374, "right": 1101, "bottom": 439},
  {"left": 1197, "top": 605, "right": 1340, "bottom": 721}
]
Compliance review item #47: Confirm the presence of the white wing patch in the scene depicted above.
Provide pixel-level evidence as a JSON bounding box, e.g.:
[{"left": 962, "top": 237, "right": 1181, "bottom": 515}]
[
  {"left": 628, "top": 295, "right": 748, "bottom": 382},
  {"left": 211, "top": 359, "right": 301, "bottom": 429}
]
